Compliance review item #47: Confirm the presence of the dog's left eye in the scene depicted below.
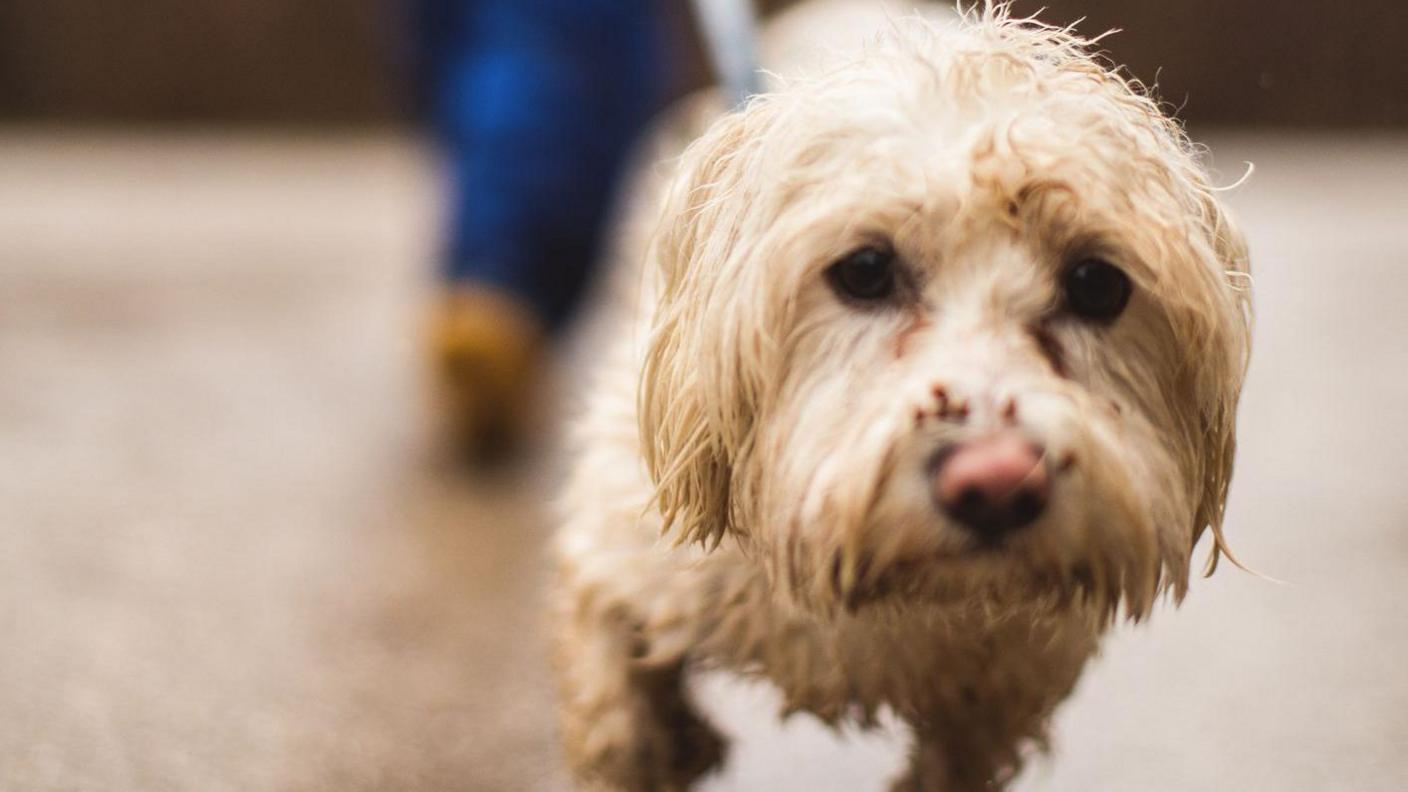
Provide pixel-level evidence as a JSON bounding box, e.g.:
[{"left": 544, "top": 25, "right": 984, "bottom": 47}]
[
  {"left": 826, "top": 246, "right": 898, "bottom": 303},
  {"left": 1062, "top": 258, "right": 1132, "bottom": 321}
]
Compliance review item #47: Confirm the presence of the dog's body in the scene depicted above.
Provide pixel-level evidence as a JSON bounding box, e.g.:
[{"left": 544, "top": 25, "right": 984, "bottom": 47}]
[{"left": 553, "top": 3, "right": 1252, "bottom": 789}]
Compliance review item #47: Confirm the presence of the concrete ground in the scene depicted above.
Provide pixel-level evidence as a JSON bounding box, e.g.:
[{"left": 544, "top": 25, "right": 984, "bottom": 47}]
[{"left": 0, "top": 129, "right": 1404, "bottom": 791}]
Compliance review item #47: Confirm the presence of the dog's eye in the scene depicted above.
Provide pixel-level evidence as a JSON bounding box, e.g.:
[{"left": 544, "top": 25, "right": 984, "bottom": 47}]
[
  {"left": 1062, "top": 258, "right": 1132, "bottom": 321},
  {"left": 826, "top": 246, "right": 897, "bottom": 303}
]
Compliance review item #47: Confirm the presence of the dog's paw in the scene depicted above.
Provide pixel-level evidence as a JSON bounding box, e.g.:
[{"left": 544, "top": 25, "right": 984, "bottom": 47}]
[
  {"left": 666, "top": 705, "right": 729, "bottom": 786},
  {"left": 571, "top": 698, "right": 728, "bottom": 792}
]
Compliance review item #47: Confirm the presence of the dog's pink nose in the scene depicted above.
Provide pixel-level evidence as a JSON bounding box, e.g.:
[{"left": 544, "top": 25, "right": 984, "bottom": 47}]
[{"left": 932, "top": 434, "right": 1049, "bottom": 541}]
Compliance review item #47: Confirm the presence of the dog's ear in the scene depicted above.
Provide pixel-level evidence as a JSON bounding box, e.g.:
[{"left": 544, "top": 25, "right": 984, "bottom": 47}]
[
  {"left": 638, "top": 106, "right": 769, "bottom": 549},
  {"left": 1188, "top": 194, "right": 1253, "bottom": 578}
]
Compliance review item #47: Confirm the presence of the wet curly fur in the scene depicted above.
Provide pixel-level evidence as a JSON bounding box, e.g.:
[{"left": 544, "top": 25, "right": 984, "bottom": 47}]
[{"left": 552, "top": 2, "right": 1252, "bottom": 789}]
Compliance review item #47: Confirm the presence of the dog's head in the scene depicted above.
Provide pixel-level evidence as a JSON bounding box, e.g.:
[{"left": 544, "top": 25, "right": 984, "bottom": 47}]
[{"left": 639, "top": 10, "right": 1251, "bottom": 619}]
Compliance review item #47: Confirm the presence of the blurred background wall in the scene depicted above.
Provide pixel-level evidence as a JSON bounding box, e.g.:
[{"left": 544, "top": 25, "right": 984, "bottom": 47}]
[
  {"left": 1, "top": 0, "right": 1403, "bottom": 128},
  {"left": 0, "top": 0, "right": 400, "bottom": 124}
]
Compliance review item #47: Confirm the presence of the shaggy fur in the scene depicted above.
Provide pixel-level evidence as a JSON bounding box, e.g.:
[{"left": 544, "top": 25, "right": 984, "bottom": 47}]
[{"left": 552, "top": 3, "right": 1253, "bottom": 789}]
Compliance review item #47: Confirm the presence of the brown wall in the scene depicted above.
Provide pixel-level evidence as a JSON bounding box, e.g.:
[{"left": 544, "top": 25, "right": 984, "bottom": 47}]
[
  {"left": 0, "top": 0, "right": 398, "bottom": 124},
  {"left": 1009, "top": 0, "right": 1408, "bottom": 128},
  {"left": 0, "top": 1, "right": 1403, "bottom": 127}
]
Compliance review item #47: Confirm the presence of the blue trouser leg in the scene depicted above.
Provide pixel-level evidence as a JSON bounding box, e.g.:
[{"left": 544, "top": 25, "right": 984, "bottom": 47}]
[{"left": 420, "top": 0, "right": 666, "bottom": 332}]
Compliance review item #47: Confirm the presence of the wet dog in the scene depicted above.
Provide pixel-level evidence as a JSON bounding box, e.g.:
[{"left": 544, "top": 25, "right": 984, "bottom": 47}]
[{"left": 552, "top": 3, "right": 1252, "bottom": 788}]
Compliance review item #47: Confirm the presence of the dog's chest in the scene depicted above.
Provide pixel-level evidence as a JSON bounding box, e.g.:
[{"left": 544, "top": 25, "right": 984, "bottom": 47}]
[{"left": 697, "top": 584, "right": 1099, "bottom": 728}]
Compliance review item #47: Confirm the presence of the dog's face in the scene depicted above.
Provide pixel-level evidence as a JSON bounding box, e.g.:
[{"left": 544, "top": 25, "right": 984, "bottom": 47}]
[{"left": 641, "top": 16, "right": 1251, "bottom": 618}]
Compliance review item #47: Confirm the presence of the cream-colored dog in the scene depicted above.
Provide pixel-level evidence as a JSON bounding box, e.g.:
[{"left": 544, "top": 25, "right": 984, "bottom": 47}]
[{"left": 552, "top": 3, "right": 1252, "bottom": 789}]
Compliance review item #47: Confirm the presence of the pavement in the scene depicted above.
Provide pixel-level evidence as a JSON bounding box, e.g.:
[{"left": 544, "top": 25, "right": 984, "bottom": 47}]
[{"left": 0, "top": 129, "right": 1404, "bottom": 791}]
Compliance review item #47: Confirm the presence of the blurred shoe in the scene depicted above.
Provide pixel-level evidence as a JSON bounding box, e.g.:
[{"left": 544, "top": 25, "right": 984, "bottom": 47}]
[{"left": 429, "top": 286, "right": 544, "bottom": 461}]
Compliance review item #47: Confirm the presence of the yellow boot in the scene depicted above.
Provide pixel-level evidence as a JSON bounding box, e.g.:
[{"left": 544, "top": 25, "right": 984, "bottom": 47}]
[{"left": 429, "top": 286, "right": 544, "bottom": 460}]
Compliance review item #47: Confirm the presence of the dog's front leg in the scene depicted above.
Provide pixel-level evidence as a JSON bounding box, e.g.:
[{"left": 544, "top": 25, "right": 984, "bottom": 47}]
[
  {"left": 890, "top": 722, "right": 1016, "bottom": 792},
  {"left": 553, "top": 594, "right": 727, "bottom": 791}
]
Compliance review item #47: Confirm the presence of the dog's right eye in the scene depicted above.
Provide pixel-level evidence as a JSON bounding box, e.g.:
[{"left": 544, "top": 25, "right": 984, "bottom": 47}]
[
  {"left": 1062, "top": 257, "right": 1132, "bottom": 322},
  {"left": 825, "top": 246, "right": 898, "bottom": 303}
]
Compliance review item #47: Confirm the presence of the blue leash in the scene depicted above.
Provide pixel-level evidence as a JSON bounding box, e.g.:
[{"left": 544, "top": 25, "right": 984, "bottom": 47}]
[{"left": 690, "top": 0, "right": 764, "bottom": 108}]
